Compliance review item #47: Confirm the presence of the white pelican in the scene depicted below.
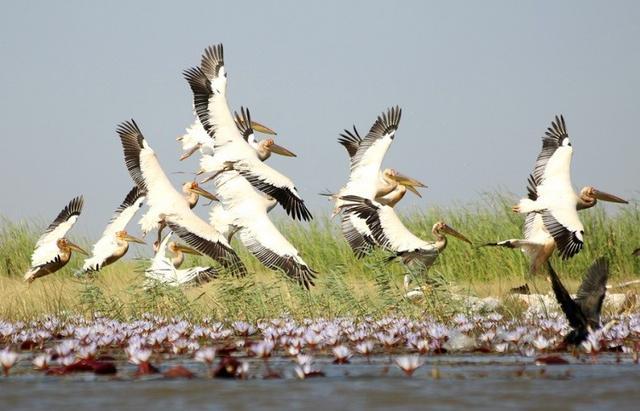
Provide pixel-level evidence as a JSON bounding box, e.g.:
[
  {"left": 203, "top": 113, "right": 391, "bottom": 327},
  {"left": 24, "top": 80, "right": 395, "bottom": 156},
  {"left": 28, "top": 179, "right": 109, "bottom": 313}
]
[
  {"left": 183, "top": 44, "right": 311, "bottom": 221},
  {"left": 484, "top": 116, "right": 627, "bottom": 279},
  {"left": 547, "top": 257, "right": 608, "bottom": 345},
  {"left": 145, "top": 233, "right": 217, "bottom": 286},
  {"left": 177, "top": 115, "right": 278, "bottom": 161},
  {"left": 151, "top": 238, "right": 201, "bottom": 268},
  {"left": 484, "top": 179, "right": 627, "bottom": 278},
  {"left": 116, "top": 119, "right": 246, "bottom": 276},
  {"left": 182, "top": 181, "right": 218, "bottom": 209},
  {"left": 24, "top": 196, "right": 87, "bottom": 283},
  {"left": 81, "top": 187, "right": 146, "bottom": 273},
  {"left": 338, "top": 195, "right": 471, "bottom": 270},
  {"left": 208, "top": 119, "right": 316, "bottom": 288},
  {"left": 331, "top": 108, "right": 425, "bottom": 257},
  {"left": 512, "top": 115, "right": 585, "bottom": 259}
]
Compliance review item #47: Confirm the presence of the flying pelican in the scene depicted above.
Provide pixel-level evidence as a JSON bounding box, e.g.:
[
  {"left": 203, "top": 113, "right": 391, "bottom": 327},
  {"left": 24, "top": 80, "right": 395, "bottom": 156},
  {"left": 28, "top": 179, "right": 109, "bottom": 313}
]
[
  {"left": 483, "top": 116, "right": 627, "bottom": 281},
  {"left": 207, "top": 118, "right": 316, "bottom": 289},
  {"left": 511, "top": 115, "right": 585, "bottom": 259},
  {"left": 24, "top": 196, "right": 87, "bottom": 283},
  {"left": 152, "top": 238, "right": 201, "bottom": 268},
  {"left": 338, "top": 195, "right": 472, "bottom": 271},
  {"left": 116, "top": 119, "right": 246, "bottom": 276},
  {"left": 177, "top": 114, "right": 278, "bottom": 161},
  {"left": 547, "top": 258, "right": 608, "bottom": 345},
  {"left": 330, "top": 108, "right": 426, "bottom": 257},
  {"left": 182, "top": 181, "right": 218, "bottom": 209},
  {"left": 183, "top": 44, "right": 311, "bottom": 221},
  {"left": 81, "top": 187, "right": 146, "bottom": 273},
  {"left": 145, "top": 233, "right": 217, "bottom": 286}
]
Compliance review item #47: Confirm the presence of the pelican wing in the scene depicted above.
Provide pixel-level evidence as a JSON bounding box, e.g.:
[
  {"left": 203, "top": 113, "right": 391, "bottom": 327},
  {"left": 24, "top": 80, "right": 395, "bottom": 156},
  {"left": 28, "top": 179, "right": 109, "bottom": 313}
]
[
  {"left": 340, "top": 212, "right": 376, "bottom": 258},
  {"left": 82, "top": 187, "right": 145, "bottom": 272},
  {"left": 31, "top": 196, "right": 83, "bottom": 267},
  {"left": 117, "top": 119, "right": 192, "bottom": 234},
  {"left": 235, "top": 161, "right": 312, "bottom": 221},
  {"left": 350, "top": 106, "right": 401, "bottom": 172},
  {"left": 337, "top": 126, "right": 362, "bottom": 159},
  {"left": 532, "top": 115, "right": 571, "bottom": 186},
  {"left": 178, "top": 117, "right": 214, "bottom": 158},
  {"left": 146, "top": 234, "right": 218, "bottom": 285},
  {"left": 183, "top": 45, "right": 252, "bottom": 152},
  {"left": 339, "top": 195, "right": 429, "bottom": 254},
  {"left": 575, "top": 257, "right": 608, "bottom": 329},
  {"left": 238, "top": 221, "right": 316, "bottom": 289},
  {"left": 166, "top": 220, "right": 246, "bottom": 277},
  {"left": 542, "top": 210, "right": 583, "bottom": 259},
  {"left": 547, "top": 262, "right": 587, "bottom": 331}
]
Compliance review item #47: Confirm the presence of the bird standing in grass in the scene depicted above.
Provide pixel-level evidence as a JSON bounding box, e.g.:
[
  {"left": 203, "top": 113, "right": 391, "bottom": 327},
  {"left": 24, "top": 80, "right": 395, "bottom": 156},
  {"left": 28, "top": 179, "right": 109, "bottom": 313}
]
[{"left": 24, "top": 196, "right": 87, "bottom": 283}]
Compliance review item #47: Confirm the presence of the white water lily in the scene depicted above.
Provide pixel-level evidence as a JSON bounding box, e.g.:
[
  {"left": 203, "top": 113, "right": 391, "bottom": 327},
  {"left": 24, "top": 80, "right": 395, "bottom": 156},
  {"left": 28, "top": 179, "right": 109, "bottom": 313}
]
[{"left": 395, "top": 355, "right": 424, "bottom": 376}]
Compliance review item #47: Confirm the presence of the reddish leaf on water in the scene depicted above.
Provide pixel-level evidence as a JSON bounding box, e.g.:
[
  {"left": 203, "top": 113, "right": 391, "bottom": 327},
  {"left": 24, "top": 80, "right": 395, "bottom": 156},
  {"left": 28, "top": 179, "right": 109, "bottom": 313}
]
[
  {"left": 20, "top": 340, "right": 37, "bottom": 350},
  {"left": 535, "top": 355, "right": 569, "bottom": 365},
  {"left": 45, "top": 359, "right": 117, "bottom": 375},
  {"left": 135, "top": 362, "right": 160, "bottom": 376},
  {"left": 332, "top": 358, "right": 350, "bottom": 365},
  {"left": 163, "top": 365, "right": 194, "bottom": 379}
]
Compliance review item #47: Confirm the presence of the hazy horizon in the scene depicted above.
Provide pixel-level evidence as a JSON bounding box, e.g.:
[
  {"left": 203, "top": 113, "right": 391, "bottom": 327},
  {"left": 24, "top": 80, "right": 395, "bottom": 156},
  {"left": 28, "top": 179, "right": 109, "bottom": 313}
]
[{"left": 1, "top": 1, "right": 638, "bottom": 240}]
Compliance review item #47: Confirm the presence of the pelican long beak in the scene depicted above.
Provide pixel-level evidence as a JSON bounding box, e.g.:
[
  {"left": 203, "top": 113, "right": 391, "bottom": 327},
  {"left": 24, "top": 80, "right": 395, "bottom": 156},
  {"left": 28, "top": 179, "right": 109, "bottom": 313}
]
[
  {"left": 175, "top": 244, "right": 200, "bottom": 255},
  {"left": 442, "top": 225, "right": 472, "bottom": 245},
  {"left": 189, "top": 185, "right": 219, "bottom": 202},
  {"left": 251, "top": 121, "right": 277, "bottom": 135},
  {"left": 67, "top": 241, "right": 89, "bottom": 256},
  {"left": 593, "top": 189, "right": 628, "bottom": 204},
  {"left": 389, "top": 172, "right": 427, "bottom": 197},
  {"left": 123, "top": 234, "right": 146, "bottom": 245},
  {"left": 269, "top": 143, "right": 297, "bottom": 157},
  {"left": 179, "top": 144, "right": 202, "bottom": 161}
]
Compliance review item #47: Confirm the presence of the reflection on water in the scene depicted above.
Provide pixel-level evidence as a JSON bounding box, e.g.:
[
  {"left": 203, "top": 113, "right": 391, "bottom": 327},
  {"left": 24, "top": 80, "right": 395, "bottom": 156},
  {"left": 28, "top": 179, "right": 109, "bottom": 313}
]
[{"left": 3, "top": 355, "right": 640, "bottom": 411}]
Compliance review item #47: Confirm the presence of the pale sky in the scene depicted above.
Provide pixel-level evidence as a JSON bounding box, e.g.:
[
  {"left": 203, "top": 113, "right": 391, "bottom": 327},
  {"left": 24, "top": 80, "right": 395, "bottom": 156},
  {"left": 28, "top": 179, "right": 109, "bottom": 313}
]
[{"left": 0, "top": 1, "right": 638, "bottom": 238}]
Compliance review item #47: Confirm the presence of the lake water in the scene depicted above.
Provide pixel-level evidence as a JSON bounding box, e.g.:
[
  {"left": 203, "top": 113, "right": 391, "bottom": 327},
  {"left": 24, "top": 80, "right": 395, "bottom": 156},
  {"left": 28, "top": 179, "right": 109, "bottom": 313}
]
[{"left": 3, "top": 354, "right": 639, "bottom": 411}]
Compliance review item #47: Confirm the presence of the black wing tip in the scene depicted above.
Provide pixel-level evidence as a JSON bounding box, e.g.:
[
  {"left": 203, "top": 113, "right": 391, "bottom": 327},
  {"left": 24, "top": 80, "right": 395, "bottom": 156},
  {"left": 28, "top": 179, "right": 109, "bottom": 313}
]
[
  {"left": 123, "top": 186, "right": 146, "bottom": 206},
  {"left": 371, "top": 105, "right": 402, "bottom": 137},
  {"left": 544, "top": 114, "right": 568, "bottom": 142},
  {"left": 116, "top": 119, "right": 145, "bottom": 146},
  {"left": 201, "top": 43, "right": 225, "bottom": 79},
  {"left": 234, "top": 106, "right": 254, "bottom": 139}
]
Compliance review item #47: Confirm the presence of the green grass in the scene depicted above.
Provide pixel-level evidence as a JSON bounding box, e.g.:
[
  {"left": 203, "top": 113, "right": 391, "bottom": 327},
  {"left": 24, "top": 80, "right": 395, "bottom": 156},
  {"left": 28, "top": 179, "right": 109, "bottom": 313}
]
[{"left": 1, "top": 195, "right": 639, "bottom": 322}]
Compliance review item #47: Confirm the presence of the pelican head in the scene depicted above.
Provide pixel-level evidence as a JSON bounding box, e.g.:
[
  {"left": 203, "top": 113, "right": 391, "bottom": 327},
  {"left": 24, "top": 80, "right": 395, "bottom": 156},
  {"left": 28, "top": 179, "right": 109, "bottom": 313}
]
[
  {"left": 382, "top": 168, "right": 427, "bottom": 197},
  {"left": 167, "top": 241, "right": 200, "bottom": 256},
  {"left": 579, "top": 186, "right": 628, "bottom": 208},
  {"left": 182, "top": 181, "right": 218, "bottom": 207},
  {"left": 432, "top": 221, "right": 472, "bottom": 245},
  {"left": 259, "top": 138, "right": 297, "bottom": 158},
  {"left": 57, "top": 238, "right": 88, "bottom": 255},
  {"left": 115, "top": 230, "right": 146, "bottom": 245}
]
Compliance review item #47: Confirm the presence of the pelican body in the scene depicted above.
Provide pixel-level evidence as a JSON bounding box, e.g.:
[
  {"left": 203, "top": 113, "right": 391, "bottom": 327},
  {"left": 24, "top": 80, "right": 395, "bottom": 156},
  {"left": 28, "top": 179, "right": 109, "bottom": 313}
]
[
  {"left": 117, "top": 119, "right": 246, "bottom": 276},
  {"left": 485, "top": 116, "right": 627, "bottom": 279},
  {"left": 146, "top": 234, "right": 217, "bottom": 286},
  {"left": 338, "top": 195, "right": 471, "bottom": 270},
  {"left": 25, "top": 196, "right": 87, "bottom": 282},
  {"left": 82, "top": 186, "right": 146, "bottom": 273},
  {"left": 183, "top": 44, "right": 311, "bottom": 221}
]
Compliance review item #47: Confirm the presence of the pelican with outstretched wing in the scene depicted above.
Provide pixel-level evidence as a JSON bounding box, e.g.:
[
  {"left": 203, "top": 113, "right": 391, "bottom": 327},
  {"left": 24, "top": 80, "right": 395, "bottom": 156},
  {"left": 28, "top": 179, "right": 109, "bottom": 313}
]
[
  {"left": 82, "top": 186, "right": 146, "bottom": 273},
  {"left": 183, "top": 44, "right": 311, "bottom": 221},
  {"left": 338, "top": 195, "right": 471, "bottom": 270},
  {"left": 25, "top": 196, "right": 87, "bottom": 283},
  {"left": 116, "top": 119, "right": 246, "bottom": 277},
  {"left": 483, "top": 116, "right": 627, "bottom": 286}
]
